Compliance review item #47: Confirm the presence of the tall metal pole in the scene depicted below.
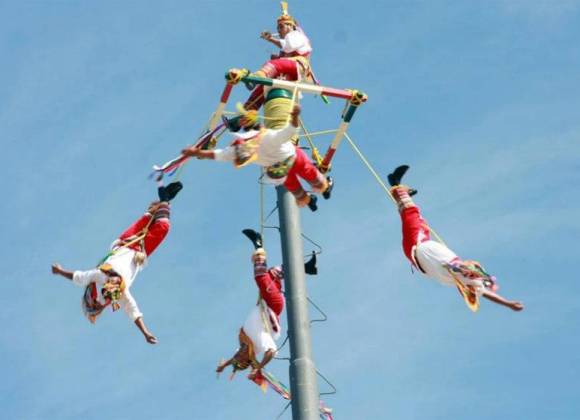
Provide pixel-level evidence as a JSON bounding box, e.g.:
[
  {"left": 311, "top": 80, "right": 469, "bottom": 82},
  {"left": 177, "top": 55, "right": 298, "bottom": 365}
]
[{"left": 276, "top": 186, "right": 320, "bottom": 420}]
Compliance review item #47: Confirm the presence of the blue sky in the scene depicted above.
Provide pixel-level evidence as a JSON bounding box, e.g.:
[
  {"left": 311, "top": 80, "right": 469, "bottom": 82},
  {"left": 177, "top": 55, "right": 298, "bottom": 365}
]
[{"left": 2, "top": 1, "right": 580, "bottom": 419}]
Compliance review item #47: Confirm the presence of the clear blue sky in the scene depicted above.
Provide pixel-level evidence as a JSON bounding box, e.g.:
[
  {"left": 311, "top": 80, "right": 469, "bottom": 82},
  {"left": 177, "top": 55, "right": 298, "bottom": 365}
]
[{"left": 2, "top": 1, "right": 579, "bottom": 419}]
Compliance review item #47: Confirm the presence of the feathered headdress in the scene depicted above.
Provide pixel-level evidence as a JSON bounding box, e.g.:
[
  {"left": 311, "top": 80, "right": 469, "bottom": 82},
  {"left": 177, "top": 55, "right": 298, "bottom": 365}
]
[{"left": 277, "top": 1, "right": 296, "bottom": 27}]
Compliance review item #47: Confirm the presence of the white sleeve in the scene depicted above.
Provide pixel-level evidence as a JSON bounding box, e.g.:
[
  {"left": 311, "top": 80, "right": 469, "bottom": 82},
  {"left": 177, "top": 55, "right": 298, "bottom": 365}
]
[
  {"left": 120, "top": 289, "right": 143, "bottom": 322},
  {"left": 213, "top": 146, "right": 235, "bottom": 162},
  {"left": 262, "top": 124, "right": 299, "bottom": 147},
  {"left": 72, "top": 269, "right": 103, "bottom": 288},
  {"left": 279, "top": 30, "right": 308, "bottom": 53}
]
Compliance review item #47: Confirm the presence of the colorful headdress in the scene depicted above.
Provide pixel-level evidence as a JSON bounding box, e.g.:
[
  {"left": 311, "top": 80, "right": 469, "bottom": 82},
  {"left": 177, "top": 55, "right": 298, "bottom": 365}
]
[
  {"left": 236, "top": 102, "right": 259, "bottom": 128},
  {"left": 447, "top": 260, "right": 498, "bottom": 291},
  {"left": 277, "top": 1, "right": 296, "bottom": 27},
  {"left": 227, "top": 329, "right": 259, "bottom": 379},
  {"left": 223, "top": 103, "right": 260, "bottom": 132}
]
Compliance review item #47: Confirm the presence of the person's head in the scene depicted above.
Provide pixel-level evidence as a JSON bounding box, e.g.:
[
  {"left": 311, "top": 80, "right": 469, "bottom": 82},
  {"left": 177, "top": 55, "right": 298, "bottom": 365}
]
[
  {"left": 276, "top": 18, "right": 295, "bottom": 38},
  {"left": 239, "top": 113, "right": 260, "bottom": 131},
  {"left": 228, "top": 330, "right": 258, "bottom": 379},
  {"left": 454, "top": 260, "right": 498, "bottom": 291},
  {"left": 276, "top": 1, "right": 297, "bottom": 37},
  {"left": 223, "top": 103, "right": 261, "bottom": 133}
]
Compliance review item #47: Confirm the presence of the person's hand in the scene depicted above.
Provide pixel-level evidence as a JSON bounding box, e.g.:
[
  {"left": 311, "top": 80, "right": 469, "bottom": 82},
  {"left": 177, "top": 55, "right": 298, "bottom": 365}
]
[
  {"left": 290, "top": 104, "right": 301, "bottom": 127},
  {"left": 216, "top": 362, "right": 227, "bottom": 373},
  {"left": 511, "top": 302, "right": 524, "bottom": 312},
  {"left": 291, "top": 104, "right": 301, "bottom": 117},
  {"left": 260, "top": 31, "right": 272, "bottom": 41},
  {"left": 181, "top": 146, "right": 200, "bottom": 157},
  {"left": 51, "top": 263, "right": 62, "bottom": 275},
  {"left": 247, "top": 368, "right": 260, "bottom": 381},
  {"left": 145, "top": 333, "right": 158, "bottom": 344}
]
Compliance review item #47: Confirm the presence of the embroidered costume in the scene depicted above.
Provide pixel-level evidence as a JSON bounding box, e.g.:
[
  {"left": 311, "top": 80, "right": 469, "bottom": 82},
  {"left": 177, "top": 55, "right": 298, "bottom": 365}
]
[
  {"left": 75, "top": 201, "right": 171, "bottom": 323},
  {"left": 244, "top": 10, "right": 313, "bottom": 117},
  {"left": 213, "top": 123, "right": 329, "bottom": 209},
  {"left": 218, "top": 229, "right": 318, "bottom": 377},
  {"left": 387, "top": 165, "right": 523, "bottom": 311}
]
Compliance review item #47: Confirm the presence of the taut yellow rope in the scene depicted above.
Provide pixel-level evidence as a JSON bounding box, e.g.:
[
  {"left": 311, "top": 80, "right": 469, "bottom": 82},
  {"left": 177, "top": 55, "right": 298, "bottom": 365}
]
[{"left": 344, "top": 132, "right": 447, "bottom": 246}]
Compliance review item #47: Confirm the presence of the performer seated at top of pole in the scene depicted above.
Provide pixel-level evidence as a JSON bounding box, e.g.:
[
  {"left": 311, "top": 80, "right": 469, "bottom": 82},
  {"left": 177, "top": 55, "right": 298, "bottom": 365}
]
[
  {"left": 216, "top": 229, "right": 317, "bottom": 381},
  {"left": 242, "top": 2, "right": 312, "bottom": 113},
  {"left": 50, "top": 181, "right": 183, "bottom": 344},
  {"left": 181, "top": 104, "right": 333, "bottom": 212},
  {"left": 387, "top": 165, "right": 524, "bottom": 312}
]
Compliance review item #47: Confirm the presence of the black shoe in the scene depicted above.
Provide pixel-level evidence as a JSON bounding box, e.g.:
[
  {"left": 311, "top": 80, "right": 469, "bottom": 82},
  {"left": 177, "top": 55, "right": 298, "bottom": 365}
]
[
  {"left": 242, "top": 229, "right": 263, "bottom": 249},
  {"left": 409, "top": 188, "right": 418, "bottom": 196},
  {"left": 163, "top": 182, "right": 183, "bottom": 201},
  {"left": 387, "top": 165, "right": 410, "bottom": 187},
  {"left": 307, "top": 194, "right": 318, "bottom": 212},
  {"left": 304, "top": 251, "right": 318, "bottom": 275},
  {"left": 157, "top": 186, "right": 168, "bottom": 202},
  {"left": 322, "top": 177, "right": 334, "bottom": 200}
]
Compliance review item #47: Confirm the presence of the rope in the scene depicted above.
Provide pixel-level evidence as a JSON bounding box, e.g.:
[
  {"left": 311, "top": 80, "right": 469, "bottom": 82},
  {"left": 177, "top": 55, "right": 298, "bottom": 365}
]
[
  {"left": 172, "top": 125, "right": 228, "bottom": 181},
  {"left": 298, "top": 129, "right": 338, "bottom": 138},
  {"left": 275, "top": 402, "right": 292, "bottom": 420},
  {"left": 343, "top": 132, "right": 447, "bottom": 245},
  {"left": 298, "top": 117, "right": 323, "bottom": 166},
  {"left": 97, "top": 215, "right": 154, "bottom": 265},
  {"left": 287, "top": 83, "right": 300, "bottom": 126},
  {"left": 220, "top": 115, "right": 338, "bottom": 138},
  {"left": 222, "top": 110, "right": 282, "bottom": 122},
  {"left": 343, "top": 132, "right": 396, "bottom": 205},
  {"left": 259, "top": 169, "right": 265, "bottom": 244}
]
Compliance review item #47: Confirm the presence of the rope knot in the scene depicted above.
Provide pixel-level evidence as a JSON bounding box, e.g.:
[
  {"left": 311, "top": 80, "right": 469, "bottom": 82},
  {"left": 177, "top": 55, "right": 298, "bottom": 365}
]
[
  {"left": 225, "top": 68, "right": 249, "bottom": 85},
  {"left": 348, "top": 90, "right": 368, "bottom": 106}
]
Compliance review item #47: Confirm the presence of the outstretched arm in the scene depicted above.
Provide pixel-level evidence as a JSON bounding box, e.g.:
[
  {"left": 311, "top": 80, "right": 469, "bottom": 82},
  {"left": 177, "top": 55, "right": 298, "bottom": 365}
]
[
  {"left": 482, "top": 289, "right": 524, "bottom": 312},
  {"left": 51, "top": 263, "right": 73, "bottom": 280},
  {"left": 181, "top": 146, "right": 216, "bottom": 160},
  {"left": 134, "top": 317, "right": 158, "bottom": 344},
  {"left": 261, "top": 31, "right": 282, "bottom": 49},
  {"left": 216, "top": 358, "right": 233, "bottom": 373}
]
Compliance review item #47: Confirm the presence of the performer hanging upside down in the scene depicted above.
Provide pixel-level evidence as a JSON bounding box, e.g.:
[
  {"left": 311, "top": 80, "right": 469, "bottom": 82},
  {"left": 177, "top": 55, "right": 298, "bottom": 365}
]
[
  {"left": 387, "top": 165, "right": 524, "bottom": 312},
  {"left": 181, "top": 105, "right": 333, "bottom": 212},
  {"left": 242, "top": 4, "right": 312, "bottom": 113},
  {"left": 51, "top": 182, "right": 183, "bottom": 344},
  {"left": 216, "top": 229, "right": 317, "bottom": 380}
]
